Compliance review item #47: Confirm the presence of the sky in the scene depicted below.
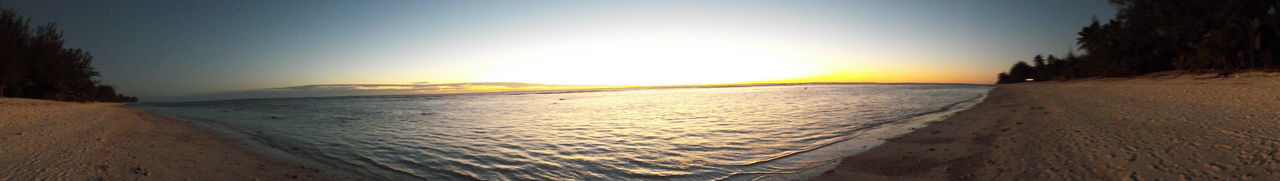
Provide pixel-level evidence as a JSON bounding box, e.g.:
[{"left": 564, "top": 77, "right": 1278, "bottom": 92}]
[{"left": 1, "top": 0, "right": 1117, "bottom": 99}]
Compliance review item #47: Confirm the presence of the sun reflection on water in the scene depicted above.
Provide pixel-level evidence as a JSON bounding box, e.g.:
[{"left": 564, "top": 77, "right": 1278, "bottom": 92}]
[{"left": 133, "top": 84, "right": 989, "bottom": 180}]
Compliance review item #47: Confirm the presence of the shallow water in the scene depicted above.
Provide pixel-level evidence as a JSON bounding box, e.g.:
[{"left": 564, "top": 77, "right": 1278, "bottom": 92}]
[{"left": 130, "top": 84, "right": 989, "bottom": 180}]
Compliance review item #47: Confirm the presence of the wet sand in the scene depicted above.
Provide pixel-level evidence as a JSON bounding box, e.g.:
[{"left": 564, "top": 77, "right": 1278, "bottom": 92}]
[
  {"left": 0, "top": 98, "right": 332, "bottom": 180},
  {"left": 814, "top": 72, "right": 1280, "bottom": 180}
]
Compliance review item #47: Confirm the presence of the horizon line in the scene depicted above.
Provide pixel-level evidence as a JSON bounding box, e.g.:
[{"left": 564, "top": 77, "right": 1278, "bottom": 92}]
[{"left": 143, "top": 81, "right": 993, "bottom": 103}]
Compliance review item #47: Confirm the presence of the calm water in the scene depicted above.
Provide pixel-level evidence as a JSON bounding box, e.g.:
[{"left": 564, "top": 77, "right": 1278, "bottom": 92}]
[{"left": 130, "top": 84, "right": 989, "bottom": 180}]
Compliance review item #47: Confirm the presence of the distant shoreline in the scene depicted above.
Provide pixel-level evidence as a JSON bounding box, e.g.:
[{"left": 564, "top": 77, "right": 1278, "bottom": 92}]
[
  {"left": 812, "top": 72, "right": 1280, "bottom": 180},
  {"left": 0, "top": 98, "right": 338, "bottom": 180},
  {"left": 150, "top": 81, "right": 992, "bottom": 103}
]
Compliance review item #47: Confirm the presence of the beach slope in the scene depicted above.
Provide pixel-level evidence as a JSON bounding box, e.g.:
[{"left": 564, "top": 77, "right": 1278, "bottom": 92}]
[
  {"left": 815, "top": 72, "right": 1280, "bottom": 180},
  {"left": 0, "top": 98, "right": 324, "bottom": 180}
]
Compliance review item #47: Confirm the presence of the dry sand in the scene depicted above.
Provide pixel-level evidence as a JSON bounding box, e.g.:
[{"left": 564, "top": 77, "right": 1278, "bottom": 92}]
[
  {"left": 814, "top": 72, "right": 1280, "bottom": 180},
  {"left": 0, "top": 98, "right": 332, "bottom": 180}
]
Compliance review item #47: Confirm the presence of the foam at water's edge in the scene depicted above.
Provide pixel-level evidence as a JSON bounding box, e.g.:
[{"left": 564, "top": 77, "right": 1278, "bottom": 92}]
[
  {"left": 783, "top": 89, "right": 992, "bottom": 180},
  {"left": 128, "top": 107, "right": 369, "bottom": 180}
]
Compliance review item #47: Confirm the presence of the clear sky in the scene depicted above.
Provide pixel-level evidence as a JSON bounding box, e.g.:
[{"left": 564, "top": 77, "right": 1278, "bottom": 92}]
[{"left": 1, "top": 0, "right": 1116, "bottom": 98}]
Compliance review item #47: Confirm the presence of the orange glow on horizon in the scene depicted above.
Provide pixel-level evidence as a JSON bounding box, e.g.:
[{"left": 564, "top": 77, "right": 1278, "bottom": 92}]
[
  {"left": 467, "top": 61, "right": 993, "bottom": 90},
  {"left": 470, "top": 62, "right": 994, "bottom": 88},
  {"left": 313, "top": 67, "right": 993, "bottom": 97}
]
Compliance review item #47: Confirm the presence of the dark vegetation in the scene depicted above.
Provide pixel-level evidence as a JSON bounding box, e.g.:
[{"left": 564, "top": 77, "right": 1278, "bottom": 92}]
[
  {"left": 0, "top": 9, "right": 136, "bottom": 102},
  {"left": 998, "top": 0, "right": 1280, "bottom": 83}
]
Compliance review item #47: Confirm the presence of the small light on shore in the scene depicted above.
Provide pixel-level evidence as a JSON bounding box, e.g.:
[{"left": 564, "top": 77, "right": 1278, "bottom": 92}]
[{"left": 1025, "top": 78, "right": 1035, "bottom": 82}]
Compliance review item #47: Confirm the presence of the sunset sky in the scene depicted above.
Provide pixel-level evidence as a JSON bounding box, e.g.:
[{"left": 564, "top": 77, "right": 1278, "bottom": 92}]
[{"left": 1, "top": 1, "right": 1115, "bottom": 98}]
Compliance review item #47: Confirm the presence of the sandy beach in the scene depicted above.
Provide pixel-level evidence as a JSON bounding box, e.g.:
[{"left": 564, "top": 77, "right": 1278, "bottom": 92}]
[
  {"left": 814, "top": 72, "right": 1280, "bottom": 180},
  {"left": 0, "top": 98, "right": 329, "bottom": 180}
]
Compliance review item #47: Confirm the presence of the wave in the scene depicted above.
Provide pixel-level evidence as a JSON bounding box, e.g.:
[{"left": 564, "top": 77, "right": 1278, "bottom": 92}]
[{"left": 719, "top": 91, "right": 990, "bottom": 181}]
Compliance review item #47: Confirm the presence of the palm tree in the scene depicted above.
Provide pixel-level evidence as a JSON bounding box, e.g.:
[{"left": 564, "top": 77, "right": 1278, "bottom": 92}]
[{"left": 1077, "top": 18, "right": 1103, "bottom": 54}]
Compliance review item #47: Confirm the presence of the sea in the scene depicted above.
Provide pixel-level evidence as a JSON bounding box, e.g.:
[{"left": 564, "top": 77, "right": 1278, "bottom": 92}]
[{"left": 128, "top": 83, "right": 990, "bottom": 180}]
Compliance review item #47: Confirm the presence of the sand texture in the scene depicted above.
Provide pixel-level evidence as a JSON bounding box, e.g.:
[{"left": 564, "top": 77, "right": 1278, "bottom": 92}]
[
  {"left": 0, "top": 98, "right": 329, "bottom": 180},
  {"left": 814, "top": 72, "right": 1280, "bottom": 180}
]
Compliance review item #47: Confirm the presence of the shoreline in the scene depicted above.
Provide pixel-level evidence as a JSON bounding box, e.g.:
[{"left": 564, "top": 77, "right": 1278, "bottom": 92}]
[
  {"left": 12, "top": 72, "right": 1280, "bottom": 180},
  {"left": 812, "top": 72, "right": 1280, "bottom": 180},
  {"left": 0, "top": 98, "right": 335, "bottom": 180},
  {"left": 794, "top": 89, "right": 991, "bottom": 180},
  {"left": 135, "top": 107, "right": 370, "bottom": 179}
]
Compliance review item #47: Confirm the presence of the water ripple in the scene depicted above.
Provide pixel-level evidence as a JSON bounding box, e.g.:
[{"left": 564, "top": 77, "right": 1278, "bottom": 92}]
[{"left": 132, "top": 84, "right": 990, "bottom": 180}]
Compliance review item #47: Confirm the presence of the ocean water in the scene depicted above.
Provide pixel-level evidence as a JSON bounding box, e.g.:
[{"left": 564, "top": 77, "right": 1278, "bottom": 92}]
[{"left": 129, "top": 84, "right": 989, "bottom": 180}]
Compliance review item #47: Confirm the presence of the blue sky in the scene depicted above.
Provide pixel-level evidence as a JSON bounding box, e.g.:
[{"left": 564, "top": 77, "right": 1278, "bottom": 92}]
[{"left": 1, "top": 0, "right": 1116, "bottom": 99}]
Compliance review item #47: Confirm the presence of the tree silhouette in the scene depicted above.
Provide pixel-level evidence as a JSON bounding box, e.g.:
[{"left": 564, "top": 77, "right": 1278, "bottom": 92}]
[
  {"left": 996, "top": 73, "right": 1014, "bottom": 83},
  {"left": 1005, "top": 61, "right": 1033, "bottom": 82},
  {"left": 0, "top": 9, "right": 136, "bottom": 102},
  {"left": 998, "top": 0, "right": 1280, "bottom": 83}
]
